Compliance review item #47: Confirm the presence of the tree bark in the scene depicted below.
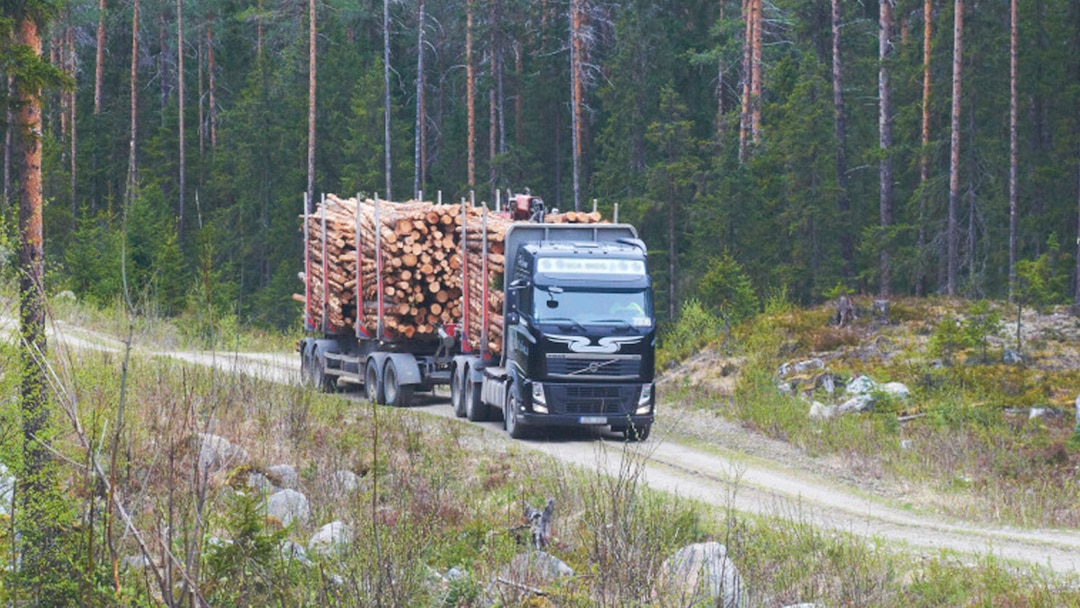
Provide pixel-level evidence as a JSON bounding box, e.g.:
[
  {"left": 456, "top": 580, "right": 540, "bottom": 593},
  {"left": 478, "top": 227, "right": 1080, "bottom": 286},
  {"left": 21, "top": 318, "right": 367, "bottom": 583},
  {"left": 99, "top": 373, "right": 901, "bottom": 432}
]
[
  {"left": 14, "top": 12, "right": 53, "bottom": 594},
  {"left": 946, "top": 0, "right": 963, "bottom": 296},
  {"left": 413, "top": 0, "right": 425, "bottom": 198},
  {"left": 569, "top": 0, "right": 584, "bottom": 211},
  {"left": 750, "top": 0, "right": 762, "bottom": 144},
  {"left": 514, "top": 42, "right": 523, "bottom": 152},
  {"left": 832, "top": 0, "right": 852, "bottom": 278},
  {"left": 68, "top": 26, "right": 77, "bottom": 231},
  {"left": 178, "top": 0, "right": 186, "bottom": 244},
  {"left": 879, "top": 0, "right": 893, "bottom": 298},
  {"left": 3, "top": 76, "right": 12, "bottom": 212},
  {"left": 307, "top": 0, "right": 316, "bottom": 208},
  {"left": 95, "top": 0, "right": 106, "bottom": 115},
  {"left": 383, "top": 0, "right": 393, "bottom": 201},
  {"left": 466, "top": 0, "right": 475, "bottom": 189},
  {"left": 127, "top": 0, "right": 139, "bottom": 193},
  {"left": 738, "top": 0, "right": 753, "bottom": 162},
  {"left": 1008, "top": 0, "right": 1018, "bottom": 299},
  {"left": 916, "top": 0, "right": 932, "bottom": 296},
  {"left": 493, "top": 0, "right": 505, "bottom": 157},
  {"left": 490, "top": 88, "right": 497, "bottom": 197},
  {"left": 207, "top": 23, "right": 216, "bottom": 149}
]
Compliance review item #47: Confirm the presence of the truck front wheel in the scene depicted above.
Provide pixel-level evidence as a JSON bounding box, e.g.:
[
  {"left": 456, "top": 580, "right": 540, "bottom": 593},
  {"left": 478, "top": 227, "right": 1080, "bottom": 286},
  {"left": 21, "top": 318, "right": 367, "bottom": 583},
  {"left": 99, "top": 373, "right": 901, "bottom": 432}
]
[
  {"left": 383, "top": 359, "right": 414, "bottom": 408},
  {"left": 504, "top": 386, "right": 529, "bottom": 439}
]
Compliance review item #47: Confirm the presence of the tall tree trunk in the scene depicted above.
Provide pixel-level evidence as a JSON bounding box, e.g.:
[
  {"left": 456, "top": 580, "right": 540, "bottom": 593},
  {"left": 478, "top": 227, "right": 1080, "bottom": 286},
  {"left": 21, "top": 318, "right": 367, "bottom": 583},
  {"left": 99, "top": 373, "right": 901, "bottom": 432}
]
[
  {"left": 68, "top": 26, "right": 77, "bottom": 231},
  {"left": 569, "top": 0, "right": 584, "bottom": 211},
  {"left": 383, "top": 0, "right": 393, "bottom": 200},
  {"left": 946, "top": 0, "right": 963, "bottom": 296},
  {"left": 489, "top": 88, "right": 497, "bottom": 197},
  {"left": 493, "top": 0, "right": 505, "bottom": 156},
  {"left": 466, "top": 0, "right": 475, "bottom": 189},
  {"left": 127, "top": 0, "right": 139, "bottom": 194},
  {"left": 198, "top": 30, "right": 204, "bottom": 159},
  {"left": 879, "top": 0, "right": 894, "bottom": 298},
  {"left": 207, "top": 23, "right": 216, "bottom": 149},
  {"left": 413, "top": 0, "right": 425, "bottom": 198},
  {"left": 308, "top": 0, "right": 316, "bottom": 206},
  {"left": 738, "top": 0, "right": 752, "bottom": 161},
  {"left": 716, "top": 0, "right": 726, "bottom": 144},
  {"left": 668, "top": 185, "right": 676, "bottom": 321},
  {"left": 3, "top": 76, "right": 12, "bottom": 212},
  {"left": 1008, "top": 0, "right": 1018, "bottom": 299},
  {"left": 256, "top": 0, "right": 263, "bottom": 61},
  {"left": 1075, "top": 97, "right": 1080, "bottom": 312},
  {"left": 832, "top": 0, "right": 853, "bottom": 279},
  {"left": 916, "top": 0, "right": 933, "bottom": 296},
  {"left": 14, "top": 13, "right": 54, "bottom": 596},
  {"left": 514, "top": 42, "right": 523, "bottom": 152},
  {"left": 750, "top": 0, "right": 762, "bottom": 144},
  {"left": 178, "top": 0, "right": 186, "bottom": 244},
  {"left": 95, "top": 0, "right": 106, "bottom": 115}
]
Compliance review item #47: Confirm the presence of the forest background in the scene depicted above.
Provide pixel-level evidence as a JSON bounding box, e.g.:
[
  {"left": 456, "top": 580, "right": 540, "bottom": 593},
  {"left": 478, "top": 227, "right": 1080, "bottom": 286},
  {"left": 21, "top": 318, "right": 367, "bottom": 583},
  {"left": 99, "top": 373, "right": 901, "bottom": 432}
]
[{"left": 3, "top": 0, "right": 1080, "bottom": 332}]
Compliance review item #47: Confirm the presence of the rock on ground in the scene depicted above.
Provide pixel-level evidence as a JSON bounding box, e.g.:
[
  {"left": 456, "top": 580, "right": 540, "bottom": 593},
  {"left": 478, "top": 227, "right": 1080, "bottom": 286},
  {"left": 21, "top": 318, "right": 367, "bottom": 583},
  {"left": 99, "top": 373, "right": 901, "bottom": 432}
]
[
  {"left": 308, "top": 521, "right": 351, "bottom": 556},
  {"left": 268, "top": 464, "right": 299, "bottom": 490},
  {"left": 266, "top": 489, "right": 310, "bottom": 527},
  {"left": 658, "top": 542, "right": 748, "bottom": 608}
]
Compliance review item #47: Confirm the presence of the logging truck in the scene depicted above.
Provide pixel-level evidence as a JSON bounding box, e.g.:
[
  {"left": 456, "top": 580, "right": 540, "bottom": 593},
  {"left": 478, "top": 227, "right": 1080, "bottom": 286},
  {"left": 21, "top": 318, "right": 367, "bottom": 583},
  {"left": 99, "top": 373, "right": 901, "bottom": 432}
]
[{"left": 297, "top": 193, "right": 656, "bottom": 440}]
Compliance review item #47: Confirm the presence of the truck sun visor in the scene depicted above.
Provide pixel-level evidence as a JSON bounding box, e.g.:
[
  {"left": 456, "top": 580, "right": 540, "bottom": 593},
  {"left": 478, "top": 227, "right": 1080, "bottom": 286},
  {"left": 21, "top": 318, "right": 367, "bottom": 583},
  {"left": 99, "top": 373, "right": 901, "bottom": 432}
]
[{"left": 536, "top": 258, "right": 645, "bottom": 276}]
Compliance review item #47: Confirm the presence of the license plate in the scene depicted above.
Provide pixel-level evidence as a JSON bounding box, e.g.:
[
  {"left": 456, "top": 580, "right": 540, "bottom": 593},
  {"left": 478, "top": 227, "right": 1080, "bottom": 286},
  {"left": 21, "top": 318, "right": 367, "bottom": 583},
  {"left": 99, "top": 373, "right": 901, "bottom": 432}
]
[{"left": 579, "top": 416, "right": 607, "bottom": 425}]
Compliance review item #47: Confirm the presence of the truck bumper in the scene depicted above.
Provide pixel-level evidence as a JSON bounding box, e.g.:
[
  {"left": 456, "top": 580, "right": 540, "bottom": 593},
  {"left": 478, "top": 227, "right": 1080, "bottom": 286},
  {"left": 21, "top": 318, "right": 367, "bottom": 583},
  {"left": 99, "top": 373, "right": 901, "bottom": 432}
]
[{"left": 521, "top": 381, "right": 655, "bottom": 429}]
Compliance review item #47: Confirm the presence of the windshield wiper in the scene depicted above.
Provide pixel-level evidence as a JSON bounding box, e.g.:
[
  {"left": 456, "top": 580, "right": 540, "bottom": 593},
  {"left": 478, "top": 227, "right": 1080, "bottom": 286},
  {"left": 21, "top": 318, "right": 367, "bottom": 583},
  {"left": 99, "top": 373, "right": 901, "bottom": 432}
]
[{"left": 540, "top": 317, "right": 587, "bottom": 333}]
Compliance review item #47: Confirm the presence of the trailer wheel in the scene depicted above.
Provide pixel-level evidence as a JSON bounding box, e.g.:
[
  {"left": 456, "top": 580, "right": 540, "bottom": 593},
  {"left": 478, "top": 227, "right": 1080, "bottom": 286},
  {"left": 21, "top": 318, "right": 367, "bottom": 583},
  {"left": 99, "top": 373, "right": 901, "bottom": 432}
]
[
  {"left": 504, "top": 385, "right": 529, "bottom": 439},
  {"left": 365, "top": 360, "right": 385, "bottom": 405},
  {"left": 383, "top": 359, "right": 413, "bottom": 408},
  {"left": 312, "top": 346, "right": 335, "bottom": 393},
  {"left": 465, "top": 373, "right": 487, "bottom": 422},
  {"left": 451, "top": 365, "right": 467, "bottom": 418}
]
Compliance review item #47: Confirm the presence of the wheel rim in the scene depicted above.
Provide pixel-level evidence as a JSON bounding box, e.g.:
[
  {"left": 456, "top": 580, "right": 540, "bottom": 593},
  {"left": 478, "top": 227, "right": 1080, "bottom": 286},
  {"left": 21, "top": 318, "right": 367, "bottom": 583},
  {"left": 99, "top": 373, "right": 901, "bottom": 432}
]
[
  {"left": 506, "top": 391, "right": 518, "bottom": 434},
  {"left": 451, "top": 367, "right": 462, "bottom": 415},
  {"left": 366, "top": 363, "right": 379, "bottom": 402}
]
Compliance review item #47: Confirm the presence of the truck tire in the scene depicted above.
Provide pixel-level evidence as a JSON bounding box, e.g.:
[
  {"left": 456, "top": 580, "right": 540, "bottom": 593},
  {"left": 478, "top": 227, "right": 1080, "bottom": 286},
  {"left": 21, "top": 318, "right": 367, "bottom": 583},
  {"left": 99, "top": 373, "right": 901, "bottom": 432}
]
[
  {"left": 383, "top": 359, "right": 414, "bottom": 408},
  {"left": 451, "top": 365, "right": 467, "bottom": 418},
  {"left": 465, "top": 374, "right": 487, "bottom": 422},
  {"left": 623, "top": 424, "right": 651, "bottom": 442},
  {"left": 365, "top": 359, "right": 385, "bottom": 405},
  {"left": 300, "top": 347, "right": 312, "bottom": 386},
  {"left": 504, "top": 386, "right": 529, "bottom": 439},
  {"left": 312, "top": 346, "right": 335, "bottom": 393}
]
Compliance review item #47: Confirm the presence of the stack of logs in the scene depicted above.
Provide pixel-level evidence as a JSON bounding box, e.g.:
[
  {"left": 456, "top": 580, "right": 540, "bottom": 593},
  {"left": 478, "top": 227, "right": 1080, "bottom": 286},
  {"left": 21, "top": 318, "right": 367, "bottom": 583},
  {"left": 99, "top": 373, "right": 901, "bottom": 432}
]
[{"left": 300, "top": 194, "right": 602, "bottom": 355}]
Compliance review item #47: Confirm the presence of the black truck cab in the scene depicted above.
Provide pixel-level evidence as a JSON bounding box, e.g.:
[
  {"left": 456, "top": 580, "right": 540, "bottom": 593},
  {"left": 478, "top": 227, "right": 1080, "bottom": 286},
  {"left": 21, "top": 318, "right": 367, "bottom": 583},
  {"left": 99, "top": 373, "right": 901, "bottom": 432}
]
[{"left": 501, "top": 238, "right": 656, "bottom": 439}]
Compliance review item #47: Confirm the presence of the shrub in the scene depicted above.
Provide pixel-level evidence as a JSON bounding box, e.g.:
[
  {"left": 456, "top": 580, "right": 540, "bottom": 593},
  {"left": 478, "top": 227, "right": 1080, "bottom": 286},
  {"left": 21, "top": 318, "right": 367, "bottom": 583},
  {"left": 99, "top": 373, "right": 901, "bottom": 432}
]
[{"left": 658, "top": 298, "right": 723, "bottom": 367}]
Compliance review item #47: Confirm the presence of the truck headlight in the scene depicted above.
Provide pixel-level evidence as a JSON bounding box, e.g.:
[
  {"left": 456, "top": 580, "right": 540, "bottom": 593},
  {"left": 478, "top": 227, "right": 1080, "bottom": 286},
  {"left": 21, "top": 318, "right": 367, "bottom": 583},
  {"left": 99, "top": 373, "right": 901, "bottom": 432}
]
[
  {"left": 531, "top": 382, "right": 548, "bottom": 414},
  {"left": 636, "top": 383, "right": 653, "bottom": 415}
]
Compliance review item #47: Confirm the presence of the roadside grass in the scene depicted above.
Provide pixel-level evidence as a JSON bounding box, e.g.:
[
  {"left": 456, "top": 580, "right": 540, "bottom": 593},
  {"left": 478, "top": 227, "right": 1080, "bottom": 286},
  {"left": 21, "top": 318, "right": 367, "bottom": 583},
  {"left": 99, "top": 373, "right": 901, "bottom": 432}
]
[
  {"left": 2, "top": 329, "right": 1078, "bottom": 604},
  {"left": 665, "top": 296, "right": 1080, "bottom": 528},
  {"left": 44, "top": 292, "right": 303, "bottom": 353}
]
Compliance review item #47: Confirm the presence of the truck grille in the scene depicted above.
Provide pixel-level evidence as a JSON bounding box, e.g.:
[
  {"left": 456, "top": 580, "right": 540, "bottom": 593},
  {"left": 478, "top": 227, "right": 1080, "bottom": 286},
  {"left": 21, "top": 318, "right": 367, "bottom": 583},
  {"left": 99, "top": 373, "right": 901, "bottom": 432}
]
[
  {"left": 546, "top": 354, "right": 640, "bottom": 380},
  {"left": 546, "top": 384, "right": 638, "bottom": 415}
]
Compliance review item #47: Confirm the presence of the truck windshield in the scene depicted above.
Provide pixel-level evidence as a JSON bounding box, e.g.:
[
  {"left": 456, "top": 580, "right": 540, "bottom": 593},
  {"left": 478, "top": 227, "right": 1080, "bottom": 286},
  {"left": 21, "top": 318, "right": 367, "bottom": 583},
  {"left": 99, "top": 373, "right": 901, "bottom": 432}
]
[{"left": 533, "top": 287, "right": 652, "bottom": 328}]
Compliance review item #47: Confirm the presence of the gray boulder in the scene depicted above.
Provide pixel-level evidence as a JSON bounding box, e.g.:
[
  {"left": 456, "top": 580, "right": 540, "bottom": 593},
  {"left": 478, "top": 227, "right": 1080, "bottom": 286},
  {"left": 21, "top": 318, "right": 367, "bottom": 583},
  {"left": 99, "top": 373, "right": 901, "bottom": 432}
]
[
  {"left": 332, "top": 470, "right": 361, "bottom": 493},
  {"left": 878, "top": 382, "right": 911, "bottom": 400},
  {"left": 266, "top": 489, "right": 310, "bottom": 527},
  {"left": 809, "top": 402, "right": 837, "bottom": 421},
  {"left": 268, "top": 464, "right": 299, "bottom": 490},
  {"left": 308, "top": 521, "right": 351, "bottom": 556},
  {"left": 779, "top": 358, "right": 825, "bottom": 377},
  {"left": 247, "top": 472, "right": 273, "bottom": 493},
  {"left": 509, "top": 550, "right": 574, "bottom": 580},
  {"left": 845, "top": 375, "right": 877, "bottom": 395},
  {"left": 1003, "top": 347, "right": 1022, "bottom": 365},
  {"left": 659, "top": 542, "right": 747, "bottom": 608},
  {"left": 278, "top": 540, "right": 312, "bottom": 566},
  {"left": 198, "top": 433, "right": 249, "bottom": 472},
  {"left": 838, "top": 394, "right": 875, "bottom": 414}
]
